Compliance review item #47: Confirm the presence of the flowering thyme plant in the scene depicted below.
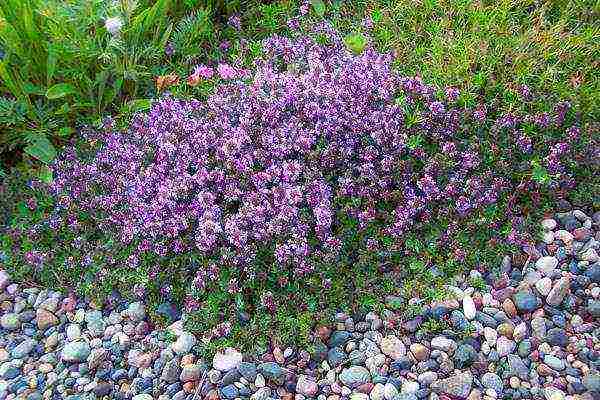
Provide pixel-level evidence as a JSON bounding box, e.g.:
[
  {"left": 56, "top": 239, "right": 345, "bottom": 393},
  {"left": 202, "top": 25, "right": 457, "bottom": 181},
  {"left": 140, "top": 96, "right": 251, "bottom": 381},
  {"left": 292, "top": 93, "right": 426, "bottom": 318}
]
[{"left": 3, "top": 26, "right": 597, "bottom": 338}]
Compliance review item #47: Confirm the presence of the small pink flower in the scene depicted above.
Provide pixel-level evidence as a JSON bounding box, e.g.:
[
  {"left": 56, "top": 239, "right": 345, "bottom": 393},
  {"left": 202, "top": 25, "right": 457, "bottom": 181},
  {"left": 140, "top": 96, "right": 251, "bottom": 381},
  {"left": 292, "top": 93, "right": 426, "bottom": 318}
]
[
  {"left": 188, "top": 65, "right": 214, "bottom": 86},
  {"left": 217, "top": 63, "right": 237, "bottom": 80}
]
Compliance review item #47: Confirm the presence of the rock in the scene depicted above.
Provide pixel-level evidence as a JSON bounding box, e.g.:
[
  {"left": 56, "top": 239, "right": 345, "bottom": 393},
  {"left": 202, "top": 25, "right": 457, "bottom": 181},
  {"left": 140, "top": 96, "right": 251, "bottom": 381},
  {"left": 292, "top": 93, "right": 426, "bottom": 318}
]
[
  {"left": 535, "top": 277, "right": 552, "bottom": 296},
  {"left": 544, "top": 355, "right": 565, "bottom": 371},
  {"left": 513, "top": 291, "right": 538, "bottom": 312},
  {"left": 463, "top": 296, "right": 476, "bottom": 320},
  {"left": 161, "top": 359, "right": 181, "bottom": 383},
  {"left": 126, "top": 302, "right": 146, "bottom": 321},
  {"left": 536, "top": 256, "right": 558, "bottom": 275},
  {"left": 371, "top": 383, "right": 385, "bottom": 400},
  {"left": 171, "top": 332, "right": 196, "bottom": 354},
  {"left": 36, "top": 308, "right": 58, "bottom": 330},
  {"left": 0, "top": 270, "right": 9, "bottom": 290},
  {"left": 66, "top": 324, "right": 81, "bottom": 341},
  {"left": 497, "top": 322, "right": 514, "bottom": 338},
  {"left": 327, "top": 346, "right": 346, "bottom": 367},
  {"left": 87, "top": 348, "right": 108, "bottom": 370},
  {"left": 132, "top": 395, "right": 153, "bottom": 400},
  {"left": 583, "top": 373, "right": 600, "bottom": 392},
  {"left": 587, "top": 299, "right": 600, "bottom": 317},
  {"left": 483, "top": 327, "right": 498, "bottom": 345},
  {"left": 513, "top": 322, "right": 528, "bottom": 342},
  {"left": 61, "top": 341, "right": 91, "bottom": 363},
  {"left": 430, "top": 336, "right": 457, "bottom": 353},
  {"left": 328, "top": 331, "right": 351, "bottom": 347},
  {"left": 339, "top": 366, "right": 370, "bottom": 387},
  {"left": 584, "top": 264, "right": 600, "bottom": 283},
  {"left": 213, "top": 348, "right": 243, "bottom": 371},
  {"left": 380, "top": 335, "right": 406, "bottom": 360},
  {"left": 0, "top": 313, "right": 20, "bottom": 330},
  {"left": 546, "top": 277, "right": 570, "bottom": 306},
  {"left": 506, "top": 355, "right": 529, "bottom": 379},
  {"left": 541, "top": 219, "right": 557, "bottom": 230},
  {"left": 481, "top": 372, "right": 503, "bottom": 394},
  {"left": 455, "top": 344, "right": 477, "bottom": 368},
  {"left": 296, "top": 375, "right": 318, "bottom": 397},
  {"left": 546, "top": 328, "right": 568, "bottom": 347},
  {"left": 258, "top": 362, "right": 285, "bottom": 384},
  {"left": 237, "top": 362, "right": 257, "bottom": 381},
  {"left": 220, "top": 385, "right": 238, "bottom": 399},
  {"left": 180, "top": 364, "right": 202, "bottom": 382},
  {"left": 251, "top": 388, "right": 270, "bottom": 400},
  {"left": 12, "top": 339, "right": 35, "bottom": 358},
  {"left": 496, "top": 337, "right": 516, "bottom": 357},
  {"left": 93, "top": 382, "right": 113, "bottom": 397},
  {"left": 543, "top": 387, "right": 565, "bottom": 400},
  {"left": 410, "top": 343, "right": 429, "bottom": 361},
  {"left": 531, "top": 317, "right": 547, "bottom": 338},
  {"left": 430, "top": 371, "right": 473, "bottom": 398}
]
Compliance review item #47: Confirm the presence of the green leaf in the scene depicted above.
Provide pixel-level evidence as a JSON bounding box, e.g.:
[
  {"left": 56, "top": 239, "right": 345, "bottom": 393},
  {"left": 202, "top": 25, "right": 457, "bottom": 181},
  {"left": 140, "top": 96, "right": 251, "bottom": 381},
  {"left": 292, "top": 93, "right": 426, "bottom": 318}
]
[
  {"left": 24, "top": 135, "right": 56, "bottom": 164},
  {"left": 371, "top": 8, "right": 382, "bottom": 23},
  {"left": 122, "top": 99, "right": 152, "bottom": 114},
  {"left": 310, "top": 0, "right": 326, "bottom": 17},
  {"left": 531, "top": 160, "right": 550, "bottom": 184},
  {"left": 344, "top": 33, "right": 367, "bottom": 55},
  {"left": 38, "top": 165, "right": 53, "bottom": 184},
  {"left": 47, "top": 43, "right": 58, "bottom": 85},
  {"left": 46, "top": 83, "right": 76, "bottom": 99},
  {"left": 58, "top": 127, "right": 73, "bottom": 137}
]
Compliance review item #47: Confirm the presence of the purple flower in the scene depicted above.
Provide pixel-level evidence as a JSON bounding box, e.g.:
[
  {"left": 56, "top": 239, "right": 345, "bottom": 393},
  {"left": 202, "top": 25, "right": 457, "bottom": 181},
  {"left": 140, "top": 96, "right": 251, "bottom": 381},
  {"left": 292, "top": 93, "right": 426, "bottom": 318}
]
[
  {"left": 228, "top": 14, "right": 241, "bottom": 31},
  {"left": 428, "top": 101, "right": 445, "bottom": 116},
  {"left": 516, "top": 133, "right": 532, "bottom": 154},
  {"left": 217, "top": 63, "right": 237, "bottom": 80},
  {"left": 445, "top": 87, "right": 460, "bottom": 103}
]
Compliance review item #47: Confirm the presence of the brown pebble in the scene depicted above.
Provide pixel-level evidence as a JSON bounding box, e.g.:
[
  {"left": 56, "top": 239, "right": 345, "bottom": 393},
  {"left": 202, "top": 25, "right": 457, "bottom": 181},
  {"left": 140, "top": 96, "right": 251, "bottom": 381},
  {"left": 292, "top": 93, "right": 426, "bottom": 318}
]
[
  {"left": 273, "top": 346, "right": 285, "bottom": 364},
  {"left": 207, "top": 388, "right": 219, "bottom": 400},
  {"left": 181, "top": 354, "right": 195, "bottom": 366},
  {"left": 316, "top": 325, "right": 331, "bottom": 341},
  {"left": 537, "top": 364, "right": 556, "bottom": 377},
  {"left": 356, "top": 383, "right": 373, "bottom": 393},
  {"left": 183, "top": 381, "right": 197, "bottom": 393},
  {"left": 502, "top": 299, "right": 517, "bottom": 317}
]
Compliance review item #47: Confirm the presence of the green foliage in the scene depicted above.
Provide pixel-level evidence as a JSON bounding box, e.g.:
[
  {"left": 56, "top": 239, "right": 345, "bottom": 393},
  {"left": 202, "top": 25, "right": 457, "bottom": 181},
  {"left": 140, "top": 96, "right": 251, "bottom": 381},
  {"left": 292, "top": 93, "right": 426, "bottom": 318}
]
[
  {"left": 0, "top": 0, "right": 240, "bottom": 167},
  {"left": 310, "top": 0, "right": 326, "bottom": 17},
  {"left": 344, "top": 32, "right": 367, "bottom": 54},
  {"left": 170, "top": 9, "right": 214, "bottom": 59}
]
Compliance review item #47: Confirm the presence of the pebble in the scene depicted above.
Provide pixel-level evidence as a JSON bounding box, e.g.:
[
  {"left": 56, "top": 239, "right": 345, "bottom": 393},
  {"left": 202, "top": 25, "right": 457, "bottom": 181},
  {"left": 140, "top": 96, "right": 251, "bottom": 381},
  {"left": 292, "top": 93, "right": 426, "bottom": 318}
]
[
  {"left": 213, "top": 348, "right": 243, "bottom": 371},
  {"left": 339, "top": 366, "right": 370, "bottom": 387}
]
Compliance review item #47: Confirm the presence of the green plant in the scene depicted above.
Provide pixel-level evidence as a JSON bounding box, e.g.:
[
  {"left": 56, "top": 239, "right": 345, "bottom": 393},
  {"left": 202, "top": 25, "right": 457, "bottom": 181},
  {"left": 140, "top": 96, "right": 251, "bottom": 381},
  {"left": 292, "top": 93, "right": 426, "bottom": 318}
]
[{"left": 0, "top": 0, "right": 223, "bottom": 168}]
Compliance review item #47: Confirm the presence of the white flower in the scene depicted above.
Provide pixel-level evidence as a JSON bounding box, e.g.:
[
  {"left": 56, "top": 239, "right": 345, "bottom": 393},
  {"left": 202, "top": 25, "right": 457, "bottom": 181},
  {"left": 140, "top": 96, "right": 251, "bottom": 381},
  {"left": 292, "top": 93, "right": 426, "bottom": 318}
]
[{"left": 105, "top": 17, "right": 123, "bottom": 35}]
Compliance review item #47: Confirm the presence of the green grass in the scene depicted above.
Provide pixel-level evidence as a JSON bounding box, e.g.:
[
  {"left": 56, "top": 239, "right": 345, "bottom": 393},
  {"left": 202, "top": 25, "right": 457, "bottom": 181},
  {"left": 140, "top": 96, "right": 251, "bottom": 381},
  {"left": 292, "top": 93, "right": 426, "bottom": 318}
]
[{"left": 328, "top": 0, "right": 599, "bottom": 119}]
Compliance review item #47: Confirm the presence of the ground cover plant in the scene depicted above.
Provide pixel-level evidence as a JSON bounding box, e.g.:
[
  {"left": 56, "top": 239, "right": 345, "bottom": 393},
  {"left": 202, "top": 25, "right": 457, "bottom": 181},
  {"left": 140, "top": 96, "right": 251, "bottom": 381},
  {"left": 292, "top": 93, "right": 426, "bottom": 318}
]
[{"left": 1, "top": 0, "right": 599, "bottom": 351}]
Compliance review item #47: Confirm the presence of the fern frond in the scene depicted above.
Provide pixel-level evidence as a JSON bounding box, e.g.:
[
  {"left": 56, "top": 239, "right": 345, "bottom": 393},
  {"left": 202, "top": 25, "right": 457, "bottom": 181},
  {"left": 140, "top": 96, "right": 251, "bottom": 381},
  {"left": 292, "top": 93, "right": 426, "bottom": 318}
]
[{"left": 171, "top": 9, "right": 214, "bottom": 59}]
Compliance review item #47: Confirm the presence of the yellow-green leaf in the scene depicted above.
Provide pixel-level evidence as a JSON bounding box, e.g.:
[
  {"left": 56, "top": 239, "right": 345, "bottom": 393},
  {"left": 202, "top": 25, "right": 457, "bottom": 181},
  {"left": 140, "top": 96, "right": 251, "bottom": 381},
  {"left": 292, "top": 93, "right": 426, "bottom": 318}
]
[
  {"left": 344, "top": 33, "right": 367, "bottom": 55},
  {"left": 46, "top": 83, "right": 76, "bottom": 99}
]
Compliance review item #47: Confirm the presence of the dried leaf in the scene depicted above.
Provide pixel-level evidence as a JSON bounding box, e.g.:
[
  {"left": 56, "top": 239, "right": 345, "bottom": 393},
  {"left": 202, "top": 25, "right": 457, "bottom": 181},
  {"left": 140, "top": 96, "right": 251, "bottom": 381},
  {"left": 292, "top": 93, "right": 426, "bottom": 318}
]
[{"left": 156, "top": 74, "right": 180, "bottom": 91}]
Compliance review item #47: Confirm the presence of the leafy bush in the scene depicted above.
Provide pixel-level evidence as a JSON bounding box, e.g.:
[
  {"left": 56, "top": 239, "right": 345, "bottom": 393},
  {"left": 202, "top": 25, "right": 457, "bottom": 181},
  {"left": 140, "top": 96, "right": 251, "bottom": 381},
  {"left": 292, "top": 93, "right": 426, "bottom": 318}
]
[{"left": 3, "top": 25, "right": 597, "bottom": 345}]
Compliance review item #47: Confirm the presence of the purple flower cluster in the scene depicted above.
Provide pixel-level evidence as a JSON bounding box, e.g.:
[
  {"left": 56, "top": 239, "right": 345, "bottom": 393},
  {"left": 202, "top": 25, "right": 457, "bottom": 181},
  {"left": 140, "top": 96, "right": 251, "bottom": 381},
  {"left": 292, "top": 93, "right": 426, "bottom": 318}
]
[{"left": 49, "top": 28, "right": 590, "bottom": 294}]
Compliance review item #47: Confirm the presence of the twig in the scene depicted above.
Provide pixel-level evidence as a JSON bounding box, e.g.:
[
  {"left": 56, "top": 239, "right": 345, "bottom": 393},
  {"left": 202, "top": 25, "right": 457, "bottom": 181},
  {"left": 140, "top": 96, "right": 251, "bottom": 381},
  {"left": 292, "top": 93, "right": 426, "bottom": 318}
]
[{"left": 192, "top": 370, "right": 207, "bottom": 400}]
